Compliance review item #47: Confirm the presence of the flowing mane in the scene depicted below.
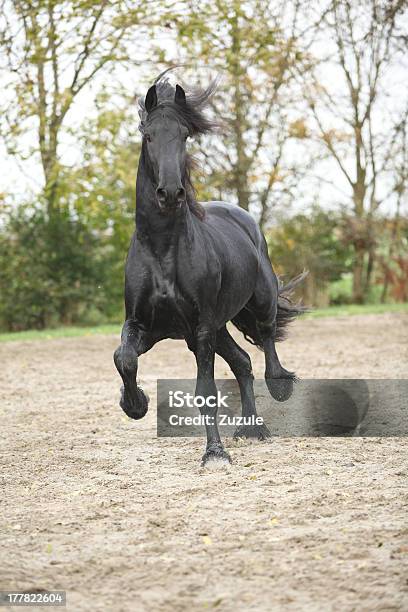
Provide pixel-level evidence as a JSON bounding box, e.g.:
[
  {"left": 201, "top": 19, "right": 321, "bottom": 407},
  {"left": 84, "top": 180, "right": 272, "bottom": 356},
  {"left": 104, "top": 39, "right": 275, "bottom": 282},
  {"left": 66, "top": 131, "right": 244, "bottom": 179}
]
[{"left": 138, "top": 70, "right": 219, "bottom": 220}]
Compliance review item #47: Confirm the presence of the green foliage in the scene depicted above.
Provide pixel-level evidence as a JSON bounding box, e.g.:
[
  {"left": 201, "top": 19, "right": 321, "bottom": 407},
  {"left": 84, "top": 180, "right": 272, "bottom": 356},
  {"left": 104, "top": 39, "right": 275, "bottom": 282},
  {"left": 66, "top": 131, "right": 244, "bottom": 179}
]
[
  {"left": 329, "top": 274, "right": 353, "bottom": 305},
  {"left": 0, "top": 206, "right": 105, "bottom": 331},
  {"left": 267, "top": 207, "right": 353, "bottom": 306},
  {"left": 0, "top": 98, "right": 139, "bottom": 331},
  {"left": 59, "top": 95, "right": 139, "bottom": 315}
]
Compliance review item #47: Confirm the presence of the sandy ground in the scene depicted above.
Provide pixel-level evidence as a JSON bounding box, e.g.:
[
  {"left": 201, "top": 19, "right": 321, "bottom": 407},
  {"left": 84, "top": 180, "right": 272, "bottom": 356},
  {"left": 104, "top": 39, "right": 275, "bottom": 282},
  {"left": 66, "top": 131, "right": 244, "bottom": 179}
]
[{"left": 1, "top": 312, "right": 407, "bottom": 612}]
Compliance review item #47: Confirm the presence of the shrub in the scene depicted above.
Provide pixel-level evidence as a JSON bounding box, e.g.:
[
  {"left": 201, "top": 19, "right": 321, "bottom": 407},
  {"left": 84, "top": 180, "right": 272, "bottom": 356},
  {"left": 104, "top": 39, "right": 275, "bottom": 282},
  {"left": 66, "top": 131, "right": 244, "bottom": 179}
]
[{"left": 0, "top": 206, "right": 107, "bottom": 331}]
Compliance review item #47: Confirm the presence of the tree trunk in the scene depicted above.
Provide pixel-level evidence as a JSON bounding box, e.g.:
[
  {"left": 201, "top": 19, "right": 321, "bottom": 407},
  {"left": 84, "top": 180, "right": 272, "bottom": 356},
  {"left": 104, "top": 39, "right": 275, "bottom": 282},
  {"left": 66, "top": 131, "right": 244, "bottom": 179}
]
[
  {"left": 365, "top": 245, "right": 375, "bottom": 297},
  {"left": 44, "top": 165, "right": 60, "bottom": 218},
  {"left": 41, "top": 127, "right": 60, "bottom": 217},
  {"left": 352, "top": 245, "right": 365, "bottom": 303},
  {"left": 230, "top": 4, "right": 249, "bottom": 211},
  {"left": 381, "top": 268, "right": 390, "bottom": 304},
  {"left": 381, "top": 197, "right": 402, "bottom": 303},
  {"left": 351, "top": 180, "right": 368, "bottom": 304}
]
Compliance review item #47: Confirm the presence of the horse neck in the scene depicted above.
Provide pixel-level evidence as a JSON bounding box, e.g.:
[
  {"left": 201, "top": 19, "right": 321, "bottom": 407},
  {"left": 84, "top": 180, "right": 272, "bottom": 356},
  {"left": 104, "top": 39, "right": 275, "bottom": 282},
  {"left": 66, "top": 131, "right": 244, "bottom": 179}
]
[{"left": 135, "top": 144, "right": 193, "bottom": 256}]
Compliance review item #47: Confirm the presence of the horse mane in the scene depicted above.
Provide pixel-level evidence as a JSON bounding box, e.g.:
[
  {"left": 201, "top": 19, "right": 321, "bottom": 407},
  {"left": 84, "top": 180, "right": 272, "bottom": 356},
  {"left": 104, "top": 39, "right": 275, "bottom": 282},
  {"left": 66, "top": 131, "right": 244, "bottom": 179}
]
[{"left": 138, "top": 70, "right": 220, "bottom": 220}]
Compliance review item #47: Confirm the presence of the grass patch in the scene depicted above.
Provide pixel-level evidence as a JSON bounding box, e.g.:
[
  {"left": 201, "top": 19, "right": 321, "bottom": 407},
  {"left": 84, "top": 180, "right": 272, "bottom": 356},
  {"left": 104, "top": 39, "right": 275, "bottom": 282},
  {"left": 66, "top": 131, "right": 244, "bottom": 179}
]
[
  {"left": 0, "top": 324, "right": 121, "bottom": 343},
  {"left": 0, "top": 303, "right": 407, "bottom": 342},
  {"left": 305, "top": 302, "right": 408, "bottom": 318}
]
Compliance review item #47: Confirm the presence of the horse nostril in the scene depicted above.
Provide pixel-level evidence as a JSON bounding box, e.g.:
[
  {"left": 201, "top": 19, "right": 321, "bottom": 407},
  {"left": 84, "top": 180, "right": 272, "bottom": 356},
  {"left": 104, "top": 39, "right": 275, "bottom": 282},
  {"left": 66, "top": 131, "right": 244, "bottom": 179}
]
[
  {"left": 156, "top": 187, "right": 167, "bottom": 202},
  {"left": 175, "top": 187, "right": 186, "bottom": 202}
]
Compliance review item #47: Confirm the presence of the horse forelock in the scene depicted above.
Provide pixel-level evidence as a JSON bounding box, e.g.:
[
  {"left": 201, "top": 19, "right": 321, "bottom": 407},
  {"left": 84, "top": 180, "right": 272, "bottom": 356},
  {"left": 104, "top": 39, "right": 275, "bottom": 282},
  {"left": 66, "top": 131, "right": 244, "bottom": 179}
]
[{"left": 138, "top": 75, "right": 219, "bottom": 137}]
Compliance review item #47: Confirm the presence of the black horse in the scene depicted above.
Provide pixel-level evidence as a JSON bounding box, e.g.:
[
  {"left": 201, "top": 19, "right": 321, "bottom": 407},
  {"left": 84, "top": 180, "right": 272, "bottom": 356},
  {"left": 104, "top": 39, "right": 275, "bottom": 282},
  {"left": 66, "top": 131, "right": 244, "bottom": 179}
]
[{"left": 114, "top": 73, "right": 305, "bottom": 466}]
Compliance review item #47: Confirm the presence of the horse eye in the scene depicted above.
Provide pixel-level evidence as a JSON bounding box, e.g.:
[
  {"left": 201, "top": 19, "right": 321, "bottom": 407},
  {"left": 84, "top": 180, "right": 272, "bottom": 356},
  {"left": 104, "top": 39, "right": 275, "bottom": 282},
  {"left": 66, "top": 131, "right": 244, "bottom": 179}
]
[
  {"left": 184, "top": 134, "right": 189, "bottom": 141},
  {"left": 145, "top": 134, "right": 152, "bottom": 143}
]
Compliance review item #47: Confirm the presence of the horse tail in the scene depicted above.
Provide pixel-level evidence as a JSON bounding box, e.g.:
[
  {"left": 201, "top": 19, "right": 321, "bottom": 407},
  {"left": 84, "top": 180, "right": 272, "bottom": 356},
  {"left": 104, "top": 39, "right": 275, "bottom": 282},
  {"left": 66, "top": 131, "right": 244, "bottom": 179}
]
[
  {"left": 275, "top": 271, "right": 308, "bottom": 342},
  {"left": 231, "top": 271, "right": 308, "bottom": 350}
]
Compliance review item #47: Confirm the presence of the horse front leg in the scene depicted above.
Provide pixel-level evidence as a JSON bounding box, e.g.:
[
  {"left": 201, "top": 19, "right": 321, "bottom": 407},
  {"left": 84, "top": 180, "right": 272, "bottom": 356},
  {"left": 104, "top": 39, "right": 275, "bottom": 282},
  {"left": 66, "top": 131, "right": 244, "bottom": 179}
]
[
  {"left": 113, "top": 320, "right": 149, "bottom": 420},
  {"left": 194, "top": 328, "right": 231, "bottom": 466}
]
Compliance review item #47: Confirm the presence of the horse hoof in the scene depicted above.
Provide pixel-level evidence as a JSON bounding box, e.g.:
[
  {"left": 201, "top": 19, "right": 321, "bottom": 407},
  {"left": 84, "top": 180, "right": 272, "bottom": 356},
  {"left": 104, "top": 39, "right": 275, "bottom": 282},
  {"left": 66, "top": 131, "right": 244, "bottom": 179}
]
[
  {"left": 234, "top": 422, "right": 272, "bottom": 441},
  {"left": 120, "top": 386, "right": 149, "bottom": 420},
  {"left": 266, "top": 377, "right": 294, "bottom": 402},
  {"left": 201, "top": 444, "right": 232, "bottom": 467}
]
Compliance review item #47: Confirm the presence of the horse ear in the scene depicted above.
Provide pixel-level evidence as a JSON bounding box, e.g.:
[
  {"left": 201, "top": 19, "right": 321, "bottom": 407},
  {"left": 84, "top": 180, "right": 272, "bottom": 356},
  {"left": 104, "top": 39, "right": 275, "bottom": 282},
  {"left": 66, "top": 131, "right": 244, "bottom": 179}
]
[
  {"left": 175, "top": 84, "right": 186, "bottom": 106},
  {"left": 145, "top": 85, "right": 157, "bottom": 113}
]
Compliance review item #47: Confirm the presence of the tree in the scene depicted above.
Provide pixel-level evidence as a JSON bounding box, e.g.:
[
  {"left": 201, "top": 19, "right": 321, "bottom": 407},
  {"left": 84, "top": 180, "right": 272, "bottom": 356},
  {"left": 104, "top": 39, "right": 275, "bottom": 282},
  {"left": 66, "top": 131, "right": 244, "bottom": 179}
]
[
  {"left": 60, "top": 92, "right": 141, "bottom": 315},
  {"left": 0, "top": 0, "right": 150, "bottom": 216},
  {"left": 173, "top": 0, "right": 312, "bottom": 225},
  {"left": 0, "top": 95, "right": 140, "bottom": 331},
  {"left": 302, "top": 0, "right": 408, "bottom": 302},
  {"left": 379, "top": 103, "right": 408, "bottom": 302},
  {"left": 0, "top": 204, "right": 103, "bottom": 330},
  {"left": 267, "top": 206, "right": 352, "bottom": 306}
]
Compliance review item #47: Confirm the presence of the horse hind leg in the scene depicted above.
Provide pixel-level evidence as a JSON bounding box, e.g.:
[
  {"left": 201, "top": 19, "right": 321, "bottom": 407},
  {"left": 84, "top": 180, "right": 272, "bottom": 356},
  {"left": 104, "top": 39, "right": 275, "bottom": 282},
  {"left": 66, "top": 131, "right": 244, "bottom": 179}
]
[
  {"left": 216, "top": 326, "right": 271, "bottom": 440},
  {"left": 261, "top": 272, "right": 308, "bottom": 401},
  {"left": 234, "top": 277, "right": 296, "bottom": 402},
  {"left": 113, "top": 320, "right": 149, "bottom": 419},
  {"left": 259, "top": 322, "right": 296, "bottom": 402}
]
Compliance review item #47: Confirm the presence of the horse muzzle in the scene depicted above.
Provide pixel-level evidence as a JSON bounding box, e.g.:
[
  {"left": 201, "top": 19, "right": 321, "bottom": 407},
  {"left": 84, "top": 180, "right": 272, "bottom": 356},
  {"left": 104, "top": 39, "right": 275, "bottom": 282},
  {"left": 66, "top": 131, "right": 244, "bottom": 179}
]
[{"left": 156, "top": 186, "right": 186, "bottom": 212}]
